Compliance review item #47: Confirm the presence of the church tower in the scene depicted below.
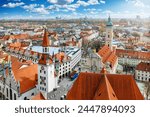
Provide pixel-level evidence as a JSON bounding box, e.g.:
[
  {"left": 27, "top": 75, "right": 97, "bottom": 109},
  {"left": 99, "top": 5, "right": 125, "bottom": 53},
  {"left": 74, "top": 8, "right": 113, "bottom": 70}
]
[
  {"left": 38, "top": 28, "right": 57, "bottom": 99},
  {"left": 105, "top": 16, "right": 113, "bottom": 50}
]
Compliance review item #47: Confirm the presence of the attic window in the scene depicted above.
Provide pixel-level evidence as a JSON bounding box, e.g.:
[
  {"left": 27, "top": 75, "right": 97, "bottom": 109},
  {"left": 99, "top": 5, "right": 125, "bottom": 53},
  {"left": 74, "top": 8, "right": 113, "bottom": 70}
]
[
  {"left": 112, "top": 93, "right": 115, "bottom": 97},
  {"left": 98, "top": 93, "right": 101, "bottom": 96}
]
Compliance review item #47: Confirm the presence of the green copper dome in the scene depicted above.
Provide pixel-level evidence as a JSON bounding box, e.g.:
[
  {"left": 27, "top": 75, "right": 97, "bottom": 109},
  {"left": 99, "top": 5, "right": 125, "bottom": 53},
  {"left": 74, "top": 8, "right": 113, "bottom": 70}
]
[{"left": 106, "top": 16, "right": 113, "bottom": 27}]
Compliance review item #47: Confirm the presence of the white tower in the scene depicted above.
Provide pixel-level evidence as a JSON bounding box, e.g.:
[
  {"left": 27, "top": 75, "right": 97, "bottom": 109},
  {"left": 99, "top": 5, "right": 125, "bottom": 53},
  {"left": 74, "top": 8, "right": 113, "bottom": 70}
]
[
  {"left": 38, "top": 29, "right": 57, "bottom": 99},
  {"left": 105, "top": 16, "right": 113, "bottom": 50}
]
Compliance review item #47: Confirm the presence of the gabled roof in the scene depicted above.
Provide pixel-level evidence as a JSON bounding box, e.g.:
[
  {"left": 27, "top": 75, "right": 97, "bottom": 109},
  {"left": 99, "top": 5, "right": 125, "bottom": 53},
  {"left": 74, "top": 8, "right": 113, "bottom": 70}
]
[
  {"left": 67, "top": 70, "right": 144, "bottom": 100},
  {"left": 13, "top": 64, "right": 38, "bottom": 94},
  {"left": 116, "top": 49, "right": 150, "bottom": 61},
  {"left": 136, "top": 62, "right": 150, "bottom": 72},
  {"left": 98, "top": 45, "right": 118, "bottom": 69},
  {"left": 93, "top": 74, "right": 118, "bottom": 100},
  {"left": 42, "top": 29, "right": 50, "bottom": 47},
  {"left": 4, "top": 56, "right": 38, "bottom": 94},
  {"left": 38, "top": 54, "right": 53, "bottom": 65}
]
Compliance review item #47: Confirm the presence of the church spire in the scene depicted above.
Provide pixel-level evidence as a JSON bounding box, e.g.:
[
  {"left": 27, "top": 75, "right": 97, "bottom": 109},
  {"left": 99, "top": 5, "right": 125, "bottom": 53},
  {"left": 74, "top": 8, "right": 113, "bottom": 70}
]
[
  {"left": 42, "top": 28, "right": 50, "bottom": 47},
  {"left": 106, "top": 15, "right": 113, "bottom": 27}
]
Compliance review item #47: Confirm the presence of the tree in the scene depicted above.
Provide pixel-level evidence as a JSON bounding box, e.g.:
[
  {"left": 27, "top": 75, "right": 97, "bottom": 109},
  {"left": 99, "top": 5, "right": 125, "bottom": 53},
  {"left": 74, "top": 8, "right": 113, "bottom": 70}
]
[
  {"left": 143, "top": 82, "right": 150, "bottom": 100},
  {"left": 132, "top": 32, "right": 140, "bottom": 37}
]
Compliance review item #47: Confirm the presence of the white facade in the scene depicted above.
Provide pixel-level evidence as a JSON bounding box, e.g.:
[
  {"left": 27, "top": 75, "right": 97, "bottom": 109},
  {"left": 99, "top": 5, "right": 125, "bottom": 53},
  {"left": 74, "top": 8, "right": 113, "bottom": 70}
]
[
  {"left": 135, "top": 70, "right": 150, "bottom": 82},
  {"left": 106, "top": 26, "right": 113, "bottom": 50},
  {"left": 118, "top": 57, "right": 149, "bottom": 67},
  {"left": 38, "top": 64, "right": 58, "bottom": 99},
  {"left": 66, "top": 47, "right": 81, "bottom": 69}
]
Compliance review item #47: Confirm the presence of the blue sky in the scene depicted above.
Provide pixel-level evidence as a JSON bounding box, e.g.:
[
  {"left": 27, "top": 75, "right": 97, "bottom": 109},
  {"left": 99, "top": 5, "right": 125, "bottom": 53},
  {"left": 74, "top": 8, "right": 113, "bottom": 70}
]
[{"left": 0, "top": 0, "right": 150, "bottom": 19}]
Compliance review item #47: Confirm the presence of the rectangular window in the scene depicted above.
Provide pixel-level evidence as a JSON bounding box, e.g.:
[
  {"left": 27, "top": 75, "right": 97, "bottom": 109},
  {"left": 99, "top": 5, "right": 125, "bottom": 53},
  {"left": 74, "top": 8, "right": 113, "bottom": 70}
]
[{"left": 45, "top": 48, "right": 47, "bottom": 52}]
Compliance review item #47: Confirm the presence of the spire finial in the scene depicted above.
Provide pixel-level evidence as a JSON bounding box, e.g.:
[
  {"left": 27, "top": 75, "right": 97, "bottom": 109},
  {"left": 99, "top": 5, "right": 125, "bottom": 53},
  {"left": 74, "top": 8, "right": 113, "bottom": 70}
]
[
  {"left": 106, "top": 14, "right": 113, "bottom": 26},
  {"left": 101, "top": 65, "right": 107, "bottom": 74}
]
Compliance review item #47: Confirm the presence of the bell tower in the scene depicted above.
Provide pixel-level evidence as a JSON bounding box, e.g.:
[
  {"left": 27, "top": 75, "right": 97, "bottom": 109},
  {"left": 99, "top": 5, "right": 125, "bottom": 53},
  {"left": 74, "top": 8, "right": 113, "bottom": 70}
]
[
  {"left": 38, "top": 28, "right": 57, "bottom": 99},
  {"left": 105, "top": 16, "right": 113, "bottom": 50}
]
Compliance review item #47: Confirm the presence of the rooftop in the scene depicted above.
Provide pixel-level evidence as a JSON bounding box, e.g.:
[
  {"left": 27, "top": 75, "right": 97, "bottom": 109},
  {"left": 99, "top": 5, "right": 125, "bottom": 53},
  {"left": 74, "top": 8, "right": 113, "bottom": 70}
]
[
  {"left": 136, "top": 62, "right": 150, "bottom": 72},
  {"left": 67, "top": 69, "right": 144, "bottom": 100}
]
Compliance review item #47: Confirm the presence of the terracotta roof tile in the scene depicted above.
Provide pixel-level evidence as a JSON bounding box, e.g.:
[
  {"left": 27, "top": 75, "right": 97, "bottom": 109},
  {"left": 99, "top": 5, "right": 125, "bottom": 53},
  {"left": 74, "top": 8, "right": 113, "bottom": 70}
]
[
  {"left": 98, "top": 45, "right": 118, "bottom": 69},
  {"left": 93, "top": 75, "right": 118, "bottom": 100},
  {"left": 38, "top": 54, "right": 53, "bottom": 65},
  {"left": 4, "top": 56, "right": 38, "bottom": 94},
  {"left": 31, "top": 92, "right": 45, "bottom": 100},
  {"left": 67, "top": 71, "right": 144, "bottom": 100},
  {"left": 14, "top": 64, "right": 38, "bottom": 94},
  {"left": 116, "top": 49, "right": 150, "bottom": 61},
  {"left": 136, "top": 62, "right": 150, "bottom": 72},
  {"left": 42, "top": 29, "right": 50, "bottom": 47}
]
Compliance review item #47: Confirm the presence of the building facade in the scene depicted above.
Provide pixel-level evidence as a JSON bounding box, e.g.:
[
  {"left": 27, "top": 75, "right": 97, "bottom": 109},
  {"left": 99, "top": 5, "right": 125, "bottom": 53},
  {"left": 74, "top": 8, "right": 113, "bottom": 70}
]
[
  {"left": 0, "top": 29, "right": 81, "bottom": 100},
  {"left": 135, "top": 62, "right": 150, "bottom": 82}
]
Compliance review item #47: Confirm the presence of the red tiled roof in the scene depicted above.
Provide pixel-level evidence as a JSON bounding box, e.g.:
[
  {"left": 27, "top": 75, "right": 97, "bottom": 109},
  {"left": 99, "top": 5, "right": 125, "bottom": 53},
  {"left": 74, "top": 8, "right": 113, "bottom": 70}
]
[
  {"left": 93, "top": 74, "right": 118, "bottom": 100},
  {"left": 144, "top": 32, "right": 150, "bottom": 37},
  {"left": 13, "top": 64, "right": 38, "bottom": 94},
  {"left": 98, "top": 45, "right": 118, "bottom": 68},
  {"left": 67, "top": 71, "right": 144, "bottom": 100},
  {"left": 136, "top": 62, "right": 150, "bottom": 72},
  {"left": 42, "top": 29, "right": 50, "bottom": 47},
  {"left": 38, "top": 54, "right": 53, "bottom": 65},
  {"left": 9, "top": 42, "right": 21, "bottom": 48},
  {"left": 116, "top": 49, "right": 150, "bottom": 61},
  {"left": 14, "top": 34, "right": 29, "bottom": 40},
  {"left": 31, "top": 92, "right": 45, "bottom": 100},
  {"left": 4, "top": 56, "right": 38, "bottom": 94}
]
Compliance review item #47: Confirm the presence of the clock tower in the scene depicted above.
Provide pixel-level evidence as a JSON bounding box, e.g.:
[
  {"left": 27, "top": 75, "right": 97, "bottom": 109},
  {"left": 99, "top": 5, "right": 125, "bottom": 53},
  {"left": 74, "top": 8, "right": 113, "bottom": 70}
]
[
  {"left": 105, "top": 16, "right": 113, "bottom": 50},
  {"left": 38, "top": 28, "right": 57, "bottom": 99}
]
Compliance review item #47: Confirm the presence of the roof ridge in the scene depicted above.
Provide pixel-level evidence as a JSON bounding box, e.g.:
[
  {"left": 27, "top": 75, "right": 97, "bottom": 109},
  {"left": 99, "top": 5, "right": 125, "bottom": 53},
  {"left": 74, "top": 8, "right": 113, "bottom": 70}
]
[{"left": 93, "top": 74, "right": 118, "bottom": 100}]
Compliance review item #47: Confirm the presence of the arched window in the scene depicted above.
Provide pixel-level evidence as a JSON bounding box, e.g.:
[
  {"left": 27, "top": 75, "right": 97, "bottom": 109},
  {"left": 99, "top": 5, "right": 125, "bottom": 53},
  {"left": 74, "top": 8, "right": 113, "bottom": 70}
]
[
  {"left": 14, "top": 93, "right": 16, "bottom": 100},
  {"left": 10, "top": 89, "right": 12, "bottom": 100},
  {"left": 6, "top": 88, "right": 8, "bottom": 97},
  {"left": 31, "top": 93, "right": 34, "bottom": 96}
]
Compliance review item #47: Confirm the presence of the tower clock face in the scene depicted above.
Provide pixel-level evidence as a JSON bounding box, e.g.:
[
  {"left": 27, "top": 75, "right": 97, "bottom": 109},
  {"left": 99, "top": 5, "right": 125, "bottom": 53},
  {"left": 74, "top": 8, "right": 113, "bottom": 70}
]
[{"left": 41, "top": 66, "right": 44, "bottom": 70}]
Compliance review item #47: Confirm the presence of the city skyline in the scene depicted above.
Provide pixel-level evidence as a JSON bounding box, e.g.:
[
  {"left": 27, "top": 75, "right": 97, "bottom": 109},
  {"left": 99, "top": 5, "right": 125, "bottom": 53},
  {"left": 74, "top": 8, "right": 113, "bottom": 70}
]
[{"left": 0, "top": 0, "right": 150, "bottom": 19}]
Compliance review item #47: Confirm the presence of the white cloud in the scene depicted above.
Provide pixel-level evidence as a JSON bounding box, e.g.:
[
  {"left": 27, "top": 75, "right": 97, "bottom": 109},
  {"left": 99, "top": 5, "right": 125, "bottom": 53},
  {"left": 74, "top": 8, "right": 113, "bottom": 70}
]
[
  {"left": 47, "top": 0, "right": 105, "bottom": 13},
  {"left": 125, "top": 0, "right": 147, "bottom": 8},
  {"left": 84, "top": 8, "right": 97, "bottom": 11},
  {"left": 47, "top": 0, "right": 74, "bottom": 5},
  {"left": 134, "top": 0, "right": 145, "bottom": 7},
  {"left": 22, "top": 4, "right": 49, "bottom": 14},
  {"left": 2, "top": 2, "right": 24, "bottom": 8},
  {"left": 100, "top": 0, "right": 105, "bottom": 4},
  {"left": 22, "top": 4, "right": 37, "bottom": 11},
  {"left": 47, "top": 3, "right": 80, "bottom": 12},
  {"left": 88, "top": 0, "right": 100, "bottom": 5},
  {"left": 77, "top": 0, "right": 89, "bottom": 6}
]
